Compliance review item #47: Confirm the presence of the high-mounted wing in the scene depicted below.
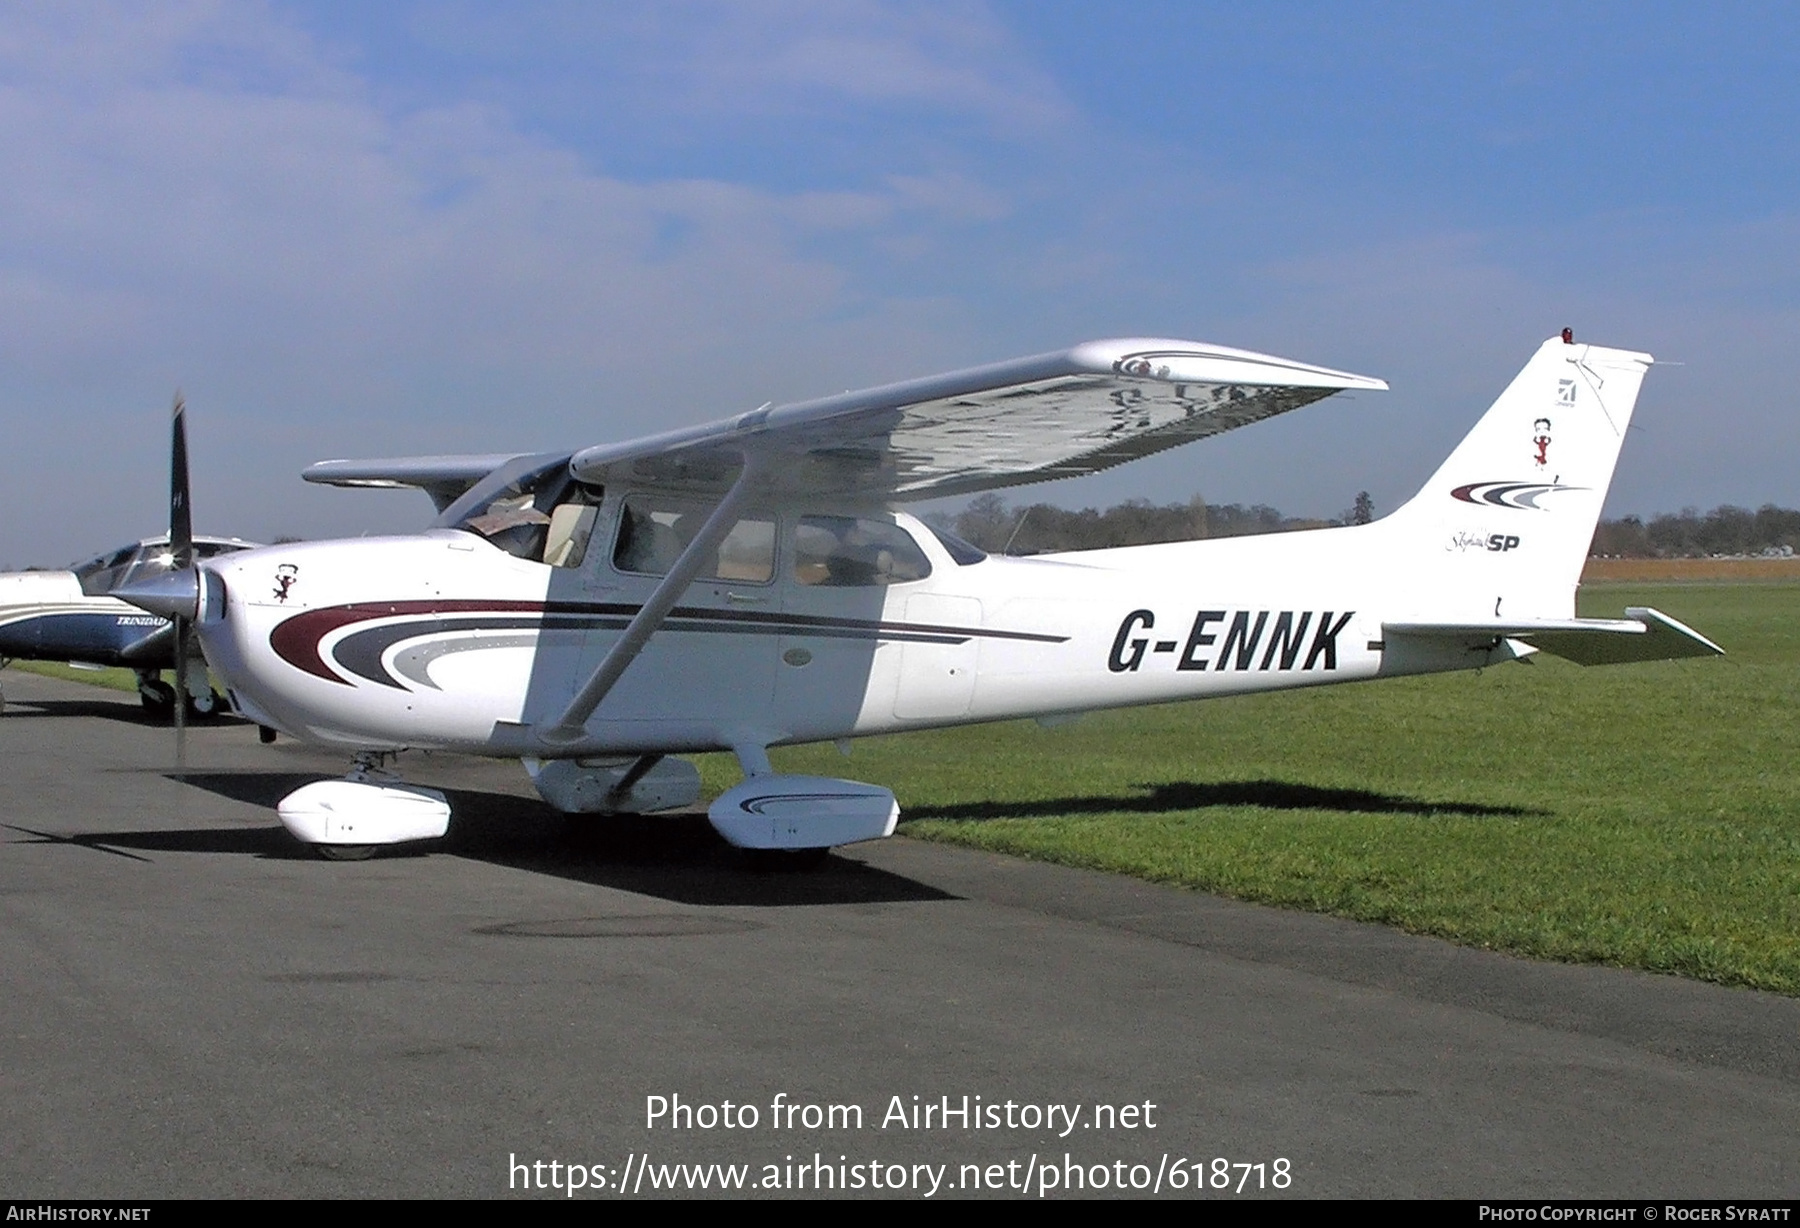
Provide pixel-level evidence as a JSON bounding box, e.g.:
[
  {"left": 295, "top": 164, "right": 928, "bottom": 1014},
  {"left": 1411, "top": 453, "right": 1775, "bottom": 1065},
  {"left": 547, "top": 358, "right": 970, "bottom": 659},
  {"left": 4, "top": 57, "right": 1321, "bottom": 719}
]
[
  {"left": 303, "top": 454, "right": 526, "bottom": 513},
  {"left": 525, "top": 339, "right": 1382, "bottom": 743},
  {"left": 568, "top": 338, "right": 1386, "bottom": 500}
]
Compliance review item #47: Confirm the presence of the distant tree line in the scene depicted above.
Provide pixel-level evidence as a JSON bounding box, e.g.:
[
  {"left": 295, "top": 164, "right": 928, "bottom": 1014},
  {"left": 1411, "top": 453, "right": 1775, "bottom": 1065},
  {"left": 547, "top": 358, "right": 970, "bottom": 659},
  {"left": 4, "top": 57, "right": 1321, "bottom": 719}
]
[
  {"left": 926, "top": 491, "right": 1370, "bottom": 555},
  {"left": 929, "top": 494, "right": 1800, "bottom": 559},
  {"left": 1589, "top": 505, "right": 1800, "bottom": 558}
]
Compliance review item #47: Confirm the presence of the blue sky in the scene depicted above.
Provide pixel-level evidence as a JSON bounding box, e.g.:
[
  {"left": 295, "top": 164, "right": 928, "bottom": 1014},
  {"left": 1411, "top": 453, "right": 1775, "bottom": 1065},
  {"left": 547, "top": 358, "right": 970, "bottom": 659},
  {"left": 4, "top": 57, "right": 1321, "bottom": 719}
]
[{"left": 0, "top": 1, "right": 1795, "bottom": 565}]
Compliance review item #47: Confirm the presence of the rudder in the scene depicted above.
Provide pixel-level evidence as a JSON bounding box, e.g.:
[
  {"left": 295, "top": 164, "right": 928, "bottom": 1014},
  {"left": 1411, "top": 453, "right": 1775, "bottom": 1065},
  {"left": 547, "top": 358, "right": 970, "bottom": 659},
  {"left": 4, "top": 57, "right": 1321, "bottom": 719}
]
[{"left": 1379, "top": 334, "right": 1653, "bottom": 619}]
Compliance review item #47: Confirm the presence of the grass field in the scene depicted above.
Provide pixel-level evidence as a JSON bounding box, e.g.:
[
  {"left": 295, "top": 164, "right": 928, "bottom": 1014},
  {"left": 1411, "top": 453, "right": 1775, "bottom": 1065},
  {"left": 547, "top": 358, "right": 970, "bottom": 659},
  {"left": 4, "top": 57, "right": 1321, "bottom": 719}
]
[
  {"left": 10, "top": 660, "right": 141, "bottom": 692},
  {"left": 16, "top": 582, "right": 1797, "bottom": 993},
  {"left": 754, "top": 582, "right": 1800, "bottom": 995}
]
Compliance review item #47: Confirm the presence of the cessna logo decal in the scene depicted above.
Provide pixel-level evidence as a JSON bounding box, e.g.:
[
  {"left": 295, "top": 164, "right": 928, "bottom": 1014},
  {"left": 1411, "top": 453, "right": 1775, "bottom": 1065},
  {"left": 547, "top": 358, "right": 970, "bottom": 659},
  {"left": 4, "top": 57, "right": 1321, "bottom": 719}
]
[
  {"left": 1109, "top": 609, "right": 1354, "bottom": 674},
  {"left": 1450, "top": 481, "right": 1585, "bottom": 510},
  {"left": 1116, "top": 354, "right": 1174, "bottom": 379}
]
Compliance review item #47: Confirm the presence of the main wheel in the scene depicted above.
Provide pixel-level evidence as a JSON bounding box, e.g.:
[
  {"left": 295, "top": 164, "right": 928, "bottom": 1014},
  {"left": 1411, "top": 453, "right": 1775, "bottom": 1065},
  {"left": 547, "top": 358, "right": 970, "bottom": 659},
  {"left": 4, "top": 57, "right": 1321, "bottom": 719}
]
[
  {"left": 139, "top": 679, "right": 176, "bottom": 716},
  {"left": 315, "top": 845, "right": 378, "bottom": 862},
  {"left": 744, "top": 847, "right": 832, "bottom": 872},
  {"left": 185, "top": 687, "right": 224, "bottom": 720}
]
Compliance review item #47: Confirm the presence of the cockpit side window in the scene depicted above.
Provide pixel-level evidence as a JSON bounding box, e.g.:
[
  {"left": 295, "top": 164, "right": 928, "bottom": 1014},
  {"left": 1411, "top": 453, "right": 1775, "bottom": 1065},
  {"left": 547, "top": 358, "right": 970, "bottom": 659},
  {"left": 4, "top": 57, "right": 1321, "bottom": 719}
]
[
  {"left": 793, "top": 516, "right": 932, "bottom": 587},
  {"left": 543, "top": 487, "right": 604, "bottom": 569},
  {"left": 612, "top": 497, "right": 775, "bottom": 583}
]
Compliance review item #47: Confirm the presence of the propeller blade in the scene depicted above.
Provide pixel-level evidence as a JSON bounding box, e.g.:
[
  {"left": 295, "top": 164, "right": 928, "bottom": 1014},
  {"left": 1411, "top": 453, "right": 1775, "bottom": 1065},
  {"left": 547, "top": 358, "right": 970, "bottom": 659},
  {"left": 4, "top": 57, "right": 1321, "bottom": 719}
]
[
  {"left": 170, "top": 393, "right": 192, "bottom": 570},
  {"left": 169, "top": 393, "right": 192, "bottom": 767},
  {"left": 174, "top": 617, "right": 188, "bottom": 770}
]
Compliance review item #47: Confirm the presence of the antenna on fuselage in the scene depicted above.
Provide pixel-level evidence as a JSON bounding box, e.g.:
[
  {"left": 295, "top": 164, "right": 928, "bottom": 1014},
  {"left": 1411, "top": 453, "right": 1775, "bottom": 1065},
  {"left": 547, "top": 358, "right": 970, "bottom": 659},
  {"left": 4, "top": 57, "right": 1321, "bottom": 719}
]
[{"left": 1002, "top": 506, "right": 1031, "bottom": 556}]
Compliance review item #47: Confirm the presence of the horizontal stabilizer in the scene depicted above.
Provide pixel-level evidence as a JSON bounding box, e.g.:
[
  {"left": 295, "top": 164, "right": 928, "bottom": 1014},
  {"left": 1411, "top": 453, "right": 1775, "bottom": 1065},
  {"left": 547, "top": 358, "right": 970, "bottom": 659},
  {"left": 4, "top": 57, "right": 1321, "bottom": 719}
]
[{"left": 1385, "top": 607, "right": 1723, "bottom": 666}]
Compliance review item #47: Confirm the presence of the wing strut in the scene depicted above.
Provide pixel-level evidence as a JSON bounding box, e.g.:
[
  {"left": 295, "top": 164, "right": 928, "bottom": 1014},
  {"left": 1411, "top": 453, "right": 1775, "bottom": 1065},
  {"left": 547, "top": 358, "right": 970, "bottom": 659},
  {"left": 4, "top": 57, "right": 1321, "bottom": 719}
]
[{"left": 537, "top": 454, "right": 767, "bottom": 745}]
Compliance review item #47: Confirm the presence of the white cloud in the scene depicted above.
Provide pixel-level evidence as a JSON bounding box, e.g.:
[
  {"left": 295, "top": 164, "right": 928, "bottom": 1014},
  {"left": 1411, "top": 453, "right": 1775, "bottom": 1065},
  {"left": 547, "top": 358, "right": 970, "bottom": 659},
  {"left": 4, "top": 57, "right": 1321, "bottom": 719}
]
[
  {"left": 0, "top": 1, "right": 1032, "bottom": 562},
  {"left": 0, "top": 2, "right": 1794, "bottom": 567},
  {"left": 406, "top": 0, "right": 1071, "bottom": 131}
]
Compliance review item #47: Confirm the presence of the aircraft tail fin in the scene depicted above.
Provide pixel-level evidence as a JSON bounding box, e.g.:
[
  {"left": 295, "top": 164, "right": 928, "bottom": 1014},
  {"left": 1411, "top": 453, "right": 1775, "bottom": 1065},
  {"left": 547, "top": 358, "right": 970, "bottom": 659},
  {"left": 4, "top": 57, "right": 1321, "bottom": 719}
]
[{"left": 1378, "top": 335, "right": 1654, "bottom": 619}]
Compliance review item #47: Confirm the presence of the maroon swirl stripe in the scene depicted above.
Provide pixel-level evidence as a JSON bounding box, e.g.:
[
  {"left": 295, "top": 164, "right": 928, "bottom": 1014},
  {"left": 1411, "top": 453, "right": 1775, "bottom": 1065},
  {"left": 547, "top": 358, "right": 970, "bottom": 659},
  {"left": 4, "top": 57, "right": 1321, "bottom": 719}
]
[{"left": 269, "top": 600, "right": 545, "bottom": 684}]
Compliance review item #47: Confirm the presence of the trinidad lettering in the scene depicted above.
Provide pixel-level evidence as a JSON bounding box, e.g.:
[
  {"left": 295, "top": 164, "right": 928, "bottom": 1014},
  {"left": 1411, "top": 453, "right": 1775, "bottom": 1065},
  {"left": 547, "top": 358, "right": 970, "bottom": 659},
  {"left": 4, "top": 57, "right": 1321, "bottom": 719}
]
[{"left": 1108, "top": 609, "right": 1355, "bottom": 673}]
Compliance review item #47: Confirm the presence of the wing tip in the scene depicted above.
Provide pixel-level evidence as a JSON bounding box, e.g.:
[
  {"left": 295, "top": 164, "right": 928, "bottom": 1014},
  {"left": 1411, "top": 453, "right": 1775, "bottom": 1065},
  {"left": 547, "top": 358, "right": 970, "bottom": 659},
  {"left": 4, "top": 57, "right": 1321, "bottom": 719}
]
[
  {"left": 301, "top": 454, "right": 524, "bottom": 488},
  {"left": 1067, "top": 337, "right": 1386, "bottom": 390}
]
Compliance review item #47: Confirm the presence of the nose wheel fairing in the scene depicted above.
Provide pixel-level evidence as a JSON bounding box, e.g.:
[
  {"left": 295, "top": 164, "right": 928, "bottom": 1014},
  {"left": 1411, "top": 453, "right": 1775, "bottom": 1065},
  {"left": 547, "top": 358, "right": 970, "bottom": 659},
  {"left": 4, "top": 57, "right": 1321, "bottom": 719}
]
[{"left": 276, "top": 769, "right": 451, "bottom": 856}]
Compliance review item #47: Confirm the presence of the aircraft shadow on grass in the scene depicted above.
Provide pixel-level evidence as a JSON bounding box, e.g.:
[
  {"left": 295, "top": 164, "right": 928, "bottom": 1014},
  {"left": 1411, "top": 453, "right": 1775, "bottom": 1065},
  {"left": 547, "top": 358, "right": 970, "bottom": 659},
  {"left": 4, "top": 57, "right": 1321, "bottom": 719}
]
[
  {"left": 901, "top": 780, "right": 1550, "bottom": 823},
  {"left": 32, "top": 770, "right": 956, "bottom": 908}
]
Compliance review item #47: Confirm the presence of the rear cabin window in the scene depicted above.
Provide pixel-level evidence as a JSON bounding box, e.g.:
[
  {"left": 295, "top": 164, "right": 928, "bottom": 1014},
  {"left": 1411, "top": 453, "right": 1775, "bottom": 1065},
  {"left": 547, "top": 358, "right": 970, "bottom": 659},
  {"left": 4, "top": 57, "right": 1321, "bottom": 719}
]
[
  {"left": 793, "top": 516, "right": 932, "bottom": 587},
  {"left": 926, "top": 524, "right": 987, "bottom": 566},
  {"left": 612, "top": 498, "right": 775, "bottom": 584}
]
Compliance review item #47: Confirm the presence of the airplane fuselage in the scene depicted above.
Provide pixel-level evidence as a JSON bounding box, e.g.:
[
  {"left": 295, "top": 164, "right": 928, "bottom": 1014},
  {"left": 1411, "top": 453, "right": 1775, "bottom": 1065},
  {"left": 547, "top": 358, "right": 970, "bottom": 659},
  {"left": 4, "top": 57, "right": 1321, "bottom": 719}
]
[{"left": 194, "top": 505, "right": 1512, "bottom": 758}]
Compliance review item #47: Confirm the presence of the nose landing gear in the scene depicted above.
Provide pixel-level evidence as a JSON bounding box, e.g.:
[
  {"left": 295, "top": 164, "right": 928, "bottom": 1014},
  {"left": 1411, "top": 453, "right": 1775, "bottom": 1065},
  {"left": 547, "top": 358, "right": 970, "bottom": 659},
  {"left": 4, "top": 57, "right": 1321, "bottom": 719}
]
[
  {"left": 134, "top": 669, "right": 225, "bottom": 721},
  {"left": 277, "top": 752, "right": 452, "bottom": 861}
]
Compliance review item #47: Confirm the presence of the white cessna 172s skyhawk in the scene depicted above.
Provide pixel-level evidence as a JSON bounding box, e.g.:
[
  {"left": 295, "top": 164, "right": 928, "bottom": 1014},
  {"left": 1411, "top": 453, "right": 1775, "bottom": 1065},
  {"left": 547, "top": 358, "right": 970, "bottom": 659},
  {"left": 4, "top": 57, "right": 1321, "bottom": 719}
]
[{"left": 118, "top": 331, "right": 1721, "bottom": 860}]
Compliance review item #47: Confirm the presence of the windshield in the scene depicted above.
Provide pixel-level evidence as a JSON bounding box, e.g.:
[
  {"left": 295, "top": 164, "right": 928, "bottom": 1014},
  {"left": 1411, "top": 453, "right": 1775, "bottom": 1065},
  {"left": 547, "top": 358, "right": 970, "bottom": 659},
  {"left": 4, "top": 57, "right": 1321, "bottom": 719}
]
[
  {"left": 73, "top": 546, "right": 139, "bottom": 596},
  {"left": 448, "top": 464, "right": 606, "bottom": 567}
]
